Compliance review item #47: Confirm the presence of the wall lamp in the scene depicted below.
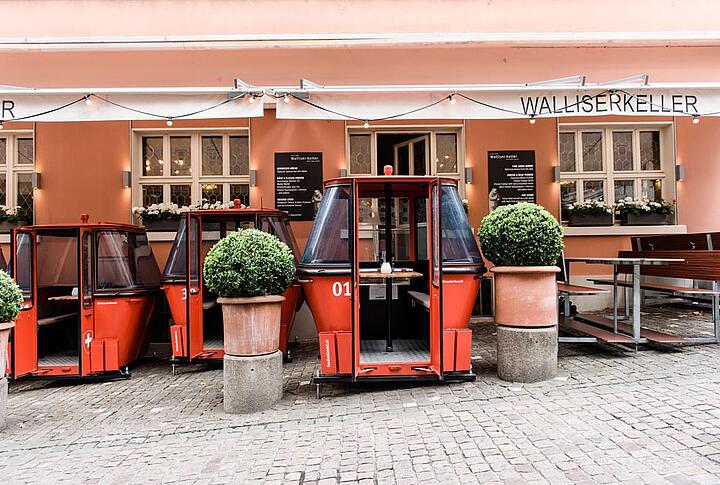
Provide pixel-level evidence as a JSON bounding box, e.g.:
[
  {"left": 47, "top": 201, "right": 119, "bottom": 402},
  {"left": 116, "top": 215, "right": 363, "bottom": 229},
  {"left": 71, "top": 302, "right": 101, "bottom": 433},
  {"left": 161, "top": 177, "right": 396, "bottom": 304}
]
[
  {"left": 553, "top": 166, "right": 561, "bottom": 183},
  {"left": 249, "top": 169, "right": 257, "bottom": 187},
  {"left": 122, "top": 170, "right": 132, "bottom": 188},
  {"left": 31, "top": 172, "right": 41, "bottom": 190},
  {"left": 464, "top": 167, "right": 473, "bottom": 184},
  {"left": 675, "top": 164, "right": 685, "bottom": 182},
  {"left": 339, "top": 168, "right": 348, "bottom": 177}
]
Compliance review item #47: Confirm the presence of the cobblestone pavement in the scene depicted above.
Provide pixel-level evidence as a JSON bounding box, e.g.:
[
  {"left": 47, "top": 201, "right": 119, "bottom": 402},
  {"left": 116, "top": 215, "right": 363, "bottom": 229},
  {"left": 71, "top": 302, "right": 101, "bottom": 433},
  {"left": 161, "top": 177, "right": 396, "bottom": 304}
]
[{"left": 2, "top": 303, "right": 720, "bottom": 484}]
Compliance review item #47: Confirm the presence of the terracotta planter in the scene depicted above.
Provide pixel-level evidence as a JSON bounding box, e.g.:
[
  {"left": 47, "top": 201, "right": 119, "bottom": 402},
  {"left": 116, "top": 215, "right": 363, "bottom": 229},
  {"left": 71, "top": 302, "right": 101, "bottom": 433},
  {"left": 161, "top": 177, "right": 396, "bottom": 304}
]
[
  {"left": 217, "top": 295, "right": 285, "bottom": 356},
  {"left": 491, "top": 266, "right": 560, "bottom": 327},
  {"left": 0, "top": 321, "right": 14, "bottom": 374}
]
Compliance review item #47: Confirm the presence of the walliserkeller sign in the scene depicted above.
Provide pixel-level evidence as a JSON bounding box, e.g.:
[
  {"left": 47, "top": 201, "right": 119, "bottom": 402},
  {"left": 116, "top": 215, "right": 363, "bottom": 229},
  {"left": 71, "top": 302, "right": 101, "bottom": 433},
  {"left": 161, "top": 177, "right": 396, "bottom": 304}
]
[{"left": 487, "top": 151, "right": 536, "bottom": 210}]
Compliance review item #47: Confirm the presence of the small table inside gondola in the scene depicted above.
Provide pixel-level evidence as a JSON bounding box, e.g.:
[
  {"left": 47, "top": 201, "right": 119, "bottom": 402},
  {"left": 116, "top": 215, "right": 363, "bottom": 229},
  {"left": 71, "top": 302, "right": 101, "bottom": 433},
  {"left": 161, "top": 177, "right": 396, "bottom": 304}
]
[
  {"left": 47, "top": 295, "right": 79, "bottom": 301},
  {"left": 359, "top": 271, "right": 423, "bottom": 352}
]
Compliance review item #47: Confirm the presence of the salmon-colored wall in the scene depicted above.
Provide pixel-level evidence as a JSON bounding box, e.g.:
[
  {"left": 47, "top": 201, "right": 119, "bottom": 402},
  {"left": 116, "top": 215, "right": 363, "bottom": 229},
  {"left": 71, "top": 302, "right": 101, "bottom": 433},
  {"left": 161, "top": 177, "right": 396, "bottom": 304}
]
[{"left": 35, "top": 121, "right": 131, "bottom": 224}]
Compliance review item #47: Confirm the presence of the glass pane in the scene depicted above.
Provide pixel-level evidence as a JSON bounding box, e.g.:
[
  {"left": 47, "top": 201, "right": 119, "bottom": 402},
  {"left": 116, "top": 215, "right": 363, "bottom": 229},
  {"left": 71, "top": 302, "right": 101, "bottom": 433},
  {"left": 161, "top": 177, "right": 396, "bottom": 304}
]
[
  {"left": 581, "top": 132, "right": 603, "bottom": 172},
  {"left": 170, "top": 136, "right": 191, "bottom": 176},
  {"left": 436, "top": 133, "right": 458, "bottom": 174},
  {"left": 560, "top": 180, "right": 577, "bottom": 221},
  {"left": 583, "top": 180, "right": 604, "bottom": 202},
  {"left": 413, "top": 141, "right": 427, "bottom": 175},
  {"left": 614, "top": 180, "right": 635, "bottom": 202},
  {"left": 440, "top": 185, "right": 482, "bottom": 263},
  {"left": 142, "top": 185, "right": 163, "bottom": 206},
  {"left": 202, "top": 136, "right": 223, "bottom": 176},
  {"left": 641, "top": 179, "right": 663, "bottom": 201},
  {"left": 201, "top": 183, "right": 223, "bottom": 204},
  {"left": 17, "top": 138, "right": 33, "bottom": 165},
  {"left": 15, "top": 232, "right": 32, "bottom": 298},
  {"left": 0, "top": 174, "right": 6, "bottom": 205},
  {"left": 36, "top": 235, "right": 77, "bottom": 287},
  {"left": 142, "top": 136, "right": 163, "bottom": 176},
  {"left": 301, "top": 185, "right": 349, "bottom": 264},
  {"left": 16, "top": 173, "right": 33, "bottom": 221},
  {"left": 612, "top": 132, "right": 633, "bottom": 171},
  {"left": 96, "top": 231, "right": 161, "bottom": 291},
  {"left": 229, "top": 184, "right": 250, "bottom": 206},
  {"left": 229, "top": 136, "right": 249, "bottom": 175},
  {"left": 0, "top": 139, "right": 6, "bottom": 165},
  {"left": 82, "top": 233, "right": 92, "bottom": 309},
  {"left": 396, "top": 145, "right": 409, "bottom": 175},
  {"left": 170, "top": 184, "right": 191, "bottom": 206},
  {"left": 349, "top": 134, "right": 371, "bottom": 174},
  {"left": 559, "top": 133, "right": 576, "bottom": 172},
  {"left": 361, "top": 197, "right": 411, "bottom": 262},
  {"left": 261, "top": 216, "right": 300, "bottom": 262},
  {"left": 640, "top": 131, "right": 661, "bottom": 171},
  {"left": 163, "top": 218, "right": 187, "bottom": 279},
  {"left": 189, "top": 218, "right": 199, "bottom": 288},
  {"left": 432, "top": 185, "right": 439, "bottom": 285}
]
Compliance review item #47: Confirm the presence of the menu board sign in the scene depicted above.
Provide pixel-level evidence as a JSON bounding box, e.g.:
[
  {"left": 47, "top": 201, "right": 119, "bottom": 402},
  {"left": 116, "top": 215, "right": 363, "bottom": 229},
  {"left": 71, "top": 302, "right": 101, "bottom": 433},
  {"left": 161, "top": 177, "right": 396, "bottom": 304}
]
[
  {"left": 487, "top": 150, "right": 536, "bottom": 209},
  {"left": 274, "top": 152, "right": 324, "bottom": 221}
]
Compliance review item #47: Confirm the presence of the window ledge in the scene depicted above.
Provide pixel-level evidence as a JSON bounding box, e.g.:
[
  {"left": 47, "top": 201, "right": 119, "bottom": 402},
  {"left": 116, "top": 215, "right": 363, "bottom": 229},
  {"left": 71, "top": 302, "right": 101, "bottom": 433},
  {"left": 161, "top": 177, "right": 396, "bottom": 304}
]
[
  {"left": 147, "top": 231, "right": 177, "bottom": 242},
  {"left": 0, "top": 234, "right": 9, "bottom": 244},
  {"left": 563, "top": 224, "right": 687, "bottom": 237}
]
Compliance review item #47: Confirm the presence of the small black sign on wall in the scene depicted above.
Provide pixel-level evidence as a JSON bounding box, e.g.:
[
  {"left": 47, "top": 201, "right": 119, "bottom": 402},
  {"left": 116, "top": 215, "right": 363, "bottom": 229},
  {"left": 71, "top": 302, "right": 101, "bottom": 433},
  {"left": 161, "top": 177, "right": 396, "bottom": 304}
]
[
  {"left": 274, "top": 152, "right": 324, "bottom": 221},
  {"left": 487, "top": 150, "right": 536, "bottom": 210}
]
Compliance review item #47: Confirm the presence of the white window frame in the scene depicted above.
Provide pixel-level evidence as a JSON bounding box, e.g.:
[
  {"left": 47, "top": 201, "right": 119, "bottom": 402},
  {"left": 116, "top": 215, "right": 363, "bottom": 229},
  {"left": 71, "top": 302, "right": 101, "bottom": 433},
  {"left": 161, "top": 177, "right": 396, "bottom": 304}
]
[
  {"left": 0, "top": 130, "right": 35, "bottom": 219},
  {"left": 132, "top": 127, "right": 251, "bottom": 208},
  {"left": 558, "top": 122, "right": 676, "bottom": 224},
  {"left": 345, "top": 125, "right": 465, "bottom": 190}
]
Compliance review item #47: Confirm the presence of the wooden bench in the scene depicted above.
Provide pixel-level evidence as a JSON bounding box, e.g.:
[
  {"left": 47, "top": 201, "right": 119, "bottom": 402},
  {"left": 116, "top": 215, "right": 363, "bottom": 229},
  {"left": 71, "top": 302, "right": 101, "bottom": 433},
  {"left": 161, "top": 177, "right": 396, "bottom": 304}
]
[
  {"left": 407, "top": 291, "right": 430, "bottom": 311},
  {"left": 202, "top": 300, "right": 217, "bottom": 311},
  {"left": 559, "top": 316, "right": 635, "bottom": 344},
  {"left": 38, "top": 312, "right": 79, "bottom": 328}
]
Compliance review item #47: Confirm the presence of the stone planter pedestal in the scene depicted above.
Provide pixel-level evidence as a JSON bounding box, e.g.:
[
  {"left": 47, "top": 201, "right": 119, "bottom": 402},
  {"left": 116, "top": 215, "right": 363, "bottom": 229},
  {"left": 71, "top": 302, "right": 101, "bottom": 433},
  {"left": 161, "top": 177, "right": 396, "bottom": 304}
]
[
  {"left": 218, "top": 295, "right": 285, "bottom": 414},
  {"left": 492, "top": 266, "right": 559, "bottom": 383},
  {"left": 0, "top": 321, "right": 14, "bottom": 430}
]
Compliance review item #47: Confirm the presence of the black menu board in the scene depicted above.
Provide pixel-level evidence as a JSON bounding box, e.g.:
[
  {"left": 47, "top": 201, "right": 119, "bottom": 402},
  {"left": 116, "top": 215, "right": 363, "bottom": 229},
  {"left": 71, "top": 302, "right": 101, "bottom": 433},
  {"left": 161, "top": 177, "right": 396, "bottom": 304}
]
[
  {"left": 487, "top": 150, "right": 536, "bottom": 209},
  {"left": 274, "top": 152, "right": 324, "bottom": 221}
]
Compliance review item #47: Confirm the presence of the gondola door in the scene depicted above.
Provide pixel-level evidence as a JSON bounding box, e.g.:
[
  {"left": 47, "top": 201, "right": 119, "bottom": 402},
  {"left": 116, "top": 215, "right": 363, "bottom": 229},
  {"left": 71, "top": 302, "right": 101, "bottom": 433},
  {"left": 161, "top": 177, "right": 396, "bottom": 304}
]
[
  {"left": 186, "top": 215, "right": 204, "bottom": 359},
  {"left": 428, "top": 182, "right": 443, "bottom": 380},
  {"left": 11, "top": 230, "right": 37, "bottom": 378},
  {"left": 79, "top": 230, "right": 94, "bottom": 375}
]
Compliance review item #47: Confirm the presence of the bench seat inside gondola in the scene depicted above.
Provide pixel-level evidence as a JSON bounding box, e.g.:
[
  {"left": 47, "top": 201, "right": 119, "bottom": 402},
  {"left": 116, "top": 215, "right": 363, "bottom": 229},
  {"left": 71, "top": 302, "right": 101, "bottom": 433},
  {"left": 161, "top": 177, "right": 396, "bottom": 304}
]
[
  {"left": 37, "top": 285, "right": 80, "bottom": 367},
  {"left": 202, "top": 291, "right": 223, "bottom": 350},
  {"left": 359, "top": 261, "right": 431, "bottom": 363}
]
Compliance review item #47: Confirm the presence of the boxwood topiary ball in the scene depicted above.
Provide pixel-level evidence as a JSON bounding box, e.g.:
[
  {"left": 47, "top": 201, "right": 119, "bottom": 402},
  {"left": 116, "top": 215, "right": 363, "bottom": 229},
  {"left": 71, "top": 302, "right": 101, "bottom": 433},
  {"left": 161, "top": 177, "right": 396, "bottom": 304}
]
[
  {"left": 203, "top": 228, "right": 296, "bottom": 298},
  {"left": 478, "top": 202, "right": 564, "bottom": 267},
  {"left": 0, "top": 270, "right": 23, "bottom": 323}
]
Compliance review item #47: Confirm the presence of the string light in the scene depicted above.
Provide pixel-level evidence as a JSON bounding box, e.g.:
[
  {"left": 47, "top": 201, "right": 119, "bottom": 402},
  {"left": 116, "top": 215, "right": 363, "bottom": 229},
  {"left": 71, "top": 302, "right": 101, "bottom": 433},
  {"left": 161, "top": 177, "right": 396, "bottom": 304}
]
[
  {"left": 529, "top": 115, "right": 536, "bottom": 124},
  {"left": 0, "top": 121, "right": 3, "bottom": 130},
  {"left": 449, "top": 94, "right": 456, "bottom": 105},
  {"left": 363, "top": 120, "right": 370, "bottom": 128},
  {"left": 85, "top": 95, "right": 93, "bottom": 106},
  {"left": 166, "top": 118, "right": 173, "bottom": 126},
  {"left": 248, "top": 95, "right": 255, "bottom": 104},
  {"left": 283, "top": 94, "right": 290, "bottom": 103},
  {"left": 692, "top": 115, "right": 700, "bottom": 124}
]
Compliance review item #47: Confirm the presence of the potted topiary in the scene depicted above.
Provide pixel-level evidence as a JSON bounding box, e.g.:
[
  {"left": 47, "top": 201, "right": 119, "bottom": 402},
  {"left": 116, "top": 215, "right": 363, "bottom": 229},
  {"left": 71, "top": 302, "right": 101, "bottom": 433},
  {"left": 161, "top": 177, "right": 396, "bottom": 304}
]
[
  {"left": 0, "top": 269, "right": 23, "bottom": 429},
  {"left": 478, "top": 203, "right": 564, "bottom": 383},
  {"left": 615, "top": 197, "right": 673, "bottom": 226},
  {"left": 203, "top": 228, "right": 295, "bottom": 413},
  {"left": 566, "top": 200, "right": 614, "bottom": 227}
]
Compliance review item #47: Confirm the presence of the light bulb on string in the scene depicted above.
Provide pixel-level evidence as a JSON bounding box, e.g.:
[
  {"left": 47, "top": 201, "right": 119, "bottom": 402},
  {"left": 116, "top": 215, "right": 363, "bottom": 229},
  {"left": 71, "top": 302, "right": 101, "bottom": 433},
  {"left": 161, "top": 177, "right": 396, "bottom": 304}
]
[
  {"left": 449, "top": 94, "right": 456, "bottom": 105},
  {"left": 529, "top": 116, "right": 537, "bottom": 125},
  {"left": 85, "top": 95, "right": 93, "bottom": 106},
  {"left": 166, "top": 118, "right": 173, "bottom": 126},
  {"left": 363, "top": 120, "right": 370, "bottom": 129},
  {"left": 692, "top": 115, "right": 700, "bottom": 125},
  {"left": 0, "top": 121, "right": 4, "bottom": 130},
  {"left": 283, "top": 94, "right": 290, "bottom": 103},
  {"left": 248, "top": 95, "right": 255, "bottom": 104}
]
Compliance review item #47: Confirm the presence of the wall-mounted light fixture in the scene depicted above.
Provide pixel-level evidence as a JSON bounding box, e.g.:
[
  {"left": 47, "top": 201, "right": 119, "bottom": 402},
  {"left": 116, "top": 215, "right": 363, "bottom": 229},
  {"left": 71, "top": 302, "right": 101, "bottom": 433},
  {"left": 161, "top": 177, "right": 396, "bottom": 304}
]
[
  {"left": 675, "top": 164, "right": 685, "bottom": 182},
  {"left": 339, "top": 168, "right": 348, "bottom": 177},
  {"left": 249, "top": 169, "right": 257, "bottom": 187},
  {"left": 553, "top": 166, "right": 561, "bottom": 183},
  {"left": 464, "top": 167, "right": 473, "bottom": 184},
  {"left": 122, "top": 170, "right": 132, "bottom": 188},
  {"left": 31, "top": 172, "right": 41, "bottom": 190}
]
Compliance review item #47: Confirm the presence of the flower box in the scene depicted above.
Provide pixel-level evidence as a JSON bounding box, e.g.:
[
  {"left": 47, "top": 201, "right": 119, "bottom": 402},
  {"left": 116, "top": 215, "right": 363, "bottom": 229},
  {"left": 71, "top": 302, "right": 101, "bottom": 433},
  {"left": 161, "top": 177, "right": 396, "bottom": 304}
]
[
  {"left": 143, "top": 219, "right": 181, "bottom": 232},
  {"left": 568, "top": 213, "right": 613, "bottom": 227},
  {"left": 620, "top": 213, "right": 669, "bottom": 226},
  {"left": 0, "top": 221, "right": 29, "bottom": 233}
]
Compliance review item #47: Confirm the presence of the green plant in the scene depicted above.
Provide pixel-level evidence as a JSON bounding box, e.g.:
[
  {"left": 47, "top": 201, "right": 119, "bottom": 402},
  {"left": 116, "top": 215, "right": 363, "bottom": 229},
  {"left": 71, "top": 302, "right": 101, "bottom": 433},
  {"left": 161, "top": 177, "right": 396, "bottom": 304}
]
[
  {"left": 565, "top": 200, "right": 613, "bottom": 216},
  {"left": 478, "top": 203, "right": 564, "bottom": 266},
  {"left": 203, "top": 228, "right": 295, "bottom": 297},
  {"left": 614, "top": 197, "right": 674, "bottom": 217},
  {"left": 0, "top": 270, "right": 23, "bottom": 322}
]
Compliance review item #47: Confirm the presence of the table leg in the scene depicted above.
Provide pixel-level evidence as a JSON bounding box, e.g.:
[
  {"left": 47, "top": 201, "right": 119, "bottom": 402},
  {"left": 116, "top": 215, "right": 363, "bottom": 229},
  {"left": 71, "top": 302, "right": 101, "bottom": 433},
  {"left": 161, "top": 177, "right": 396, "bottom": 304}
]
[
  {"left": 632, "top": 263, "right": 641, "bottom": 342},
  {"left": 612, "top": 265, "right": 618, "bottom": 333},
  {"left": 386, "top": 279, "right": 393, "bottom": 352}
]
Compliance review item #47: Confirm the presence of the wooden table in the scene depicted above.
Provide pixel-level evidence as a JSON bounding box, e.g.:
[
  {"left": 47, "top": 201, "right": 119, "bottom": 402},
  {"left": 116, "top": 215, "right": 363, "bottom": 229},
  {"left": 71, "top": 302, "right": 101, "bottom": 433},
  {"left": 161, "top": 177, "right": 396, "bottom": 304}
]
[
  {"left": 359, "top": 270, "right": 423, "bottom": 351},
  {"left": 565, "top": 257, "right": 684, "bottom": 342},
  {"left": 47, "top": 295, "right": 79, "bottom": 301}
]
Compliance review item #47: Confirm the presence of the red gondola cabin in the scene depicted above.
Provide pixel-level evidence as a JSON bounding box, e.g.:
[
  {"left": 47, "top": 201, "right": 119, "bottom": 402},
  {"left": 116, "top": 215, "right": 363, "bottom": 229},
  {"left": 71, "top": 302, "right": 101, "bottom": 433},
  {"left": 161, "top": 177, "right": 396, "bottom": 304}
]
[
  {"left": 299, "top": 172, "right": 484, "bottom": 392},
  {"left": 7, "top": 216, "right": 161, "bottom": 380},
  {"left": 162, "top": 204, "right": 303, "bottom": 365}
]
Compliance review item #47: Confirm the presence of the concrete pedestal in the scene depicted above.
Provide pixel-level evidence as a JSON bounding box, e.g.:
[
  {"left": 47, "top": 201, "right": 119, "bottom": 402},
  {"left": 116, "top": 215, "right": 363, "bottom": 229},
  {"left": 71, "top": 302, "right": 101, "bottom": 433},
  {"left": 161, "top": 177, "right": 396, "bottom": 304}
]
[
  {"left": 224, "top": 351, "right": 283, "bottom": 414},
  {"left": 0, "top": 377, "right": 7, "bottom": 430},
  {"left": 497, "top": 325, "right": 558, "bottom": 383}
]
